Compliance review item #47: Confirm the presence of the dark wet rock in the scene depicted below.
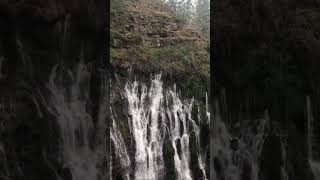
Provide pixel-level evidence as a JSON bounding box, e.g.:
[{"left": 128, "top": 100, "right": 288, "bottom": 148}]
[
  {"left": 0, "top": 0, "right": 108, "bottom": 179},
  {"left": 260, "top": 135, "right": 282, "bottom": 180},
  {"left": 230, "top": 138, "right": 239, "bottom": 151},
  {"left": 213, "top": 0, "right": 320, "bottom": 179}
]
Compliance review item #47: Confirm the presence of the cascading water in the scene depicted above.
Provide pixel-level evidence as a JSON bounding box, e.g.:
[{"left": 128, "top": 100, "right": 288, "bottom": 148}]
[
  {"left": 193, "top": 106, "right": 208, "bottom": 180},
  {"left": 111, "top": 109, "right": 131, "bottom": 180},
  {"left": 280, "top": 136, "right": 289, "bottom": 180},
  {"left": 41, "top": 62, "right": 106, "bottom": 180},
  {"left": 211, "top": 100, "right": 270, "bottom": 180},
  {"left": 166, "top": 87, "right": 193, "bottom": 180},
  {"left": 111, "top": 74, "right": 209, "bottom": 180},
  {"left": 307, "top": 96, "right": 320, "bottom": 179},
  {"left": 124, "top": 74, "right": 165, "bottom": 180}
]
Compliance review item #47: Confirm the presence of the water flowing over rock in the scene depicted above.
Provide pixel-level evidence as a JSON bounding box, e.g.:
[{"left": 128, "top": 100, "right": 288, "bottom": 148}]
[
  {"left": 111, "top": 115, "right": 131, "bottom": 180},
  {"left": 307, "top": 96, "right": 320, "bottom": 180},
  {"left": 211, "top": 100, "right": 271, "bottom": 180},
  {"left": 0, "top": 0, "right": 108, "bottom": 179},
  {"left": 111, "top": 74, "right": 209, "bottom": 180},
  {"left": 40, "top": 63, "right": 107, "bottom": 180}
]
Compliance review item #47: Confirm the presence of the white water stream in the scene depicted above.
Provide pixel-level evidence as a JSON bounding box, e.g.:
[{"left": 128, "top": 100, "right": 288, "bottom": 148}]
[
  {"left": 42, "top": 63, "right": 106, "bottom": 180},
  {"left": 211, "top": 100, "right": 270, "bottom": 180},
  {"left": 307, "top": 96, "right": 320, "bottom": 180},
  {"left": 111, "top": 75, "right": 209, "bottom": 180}
]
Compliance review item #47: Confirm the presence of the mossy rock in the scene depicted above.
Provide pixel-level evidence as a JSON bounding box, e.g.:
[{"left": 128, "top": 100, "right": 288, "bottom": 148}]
[{"left": 159, "top": 29, "right": 169, "bottom": 38}]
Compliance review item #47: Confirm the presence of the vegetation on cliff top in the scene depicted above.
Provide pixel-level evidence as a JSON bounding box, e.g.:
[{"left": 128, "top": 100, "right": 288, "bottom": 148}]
[{"left": 111, "top": 0, "right": 209, "bottom": 99}]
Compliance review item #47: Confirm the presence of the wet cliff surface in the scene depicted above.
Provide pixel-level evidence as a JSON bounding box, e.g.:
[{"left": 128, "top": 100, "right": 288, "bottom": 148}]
[
  {"left": 110, "top": 0, "right": 210, "bottom": 179},
  {"left": 212, "top": 0, "right": 320, "bottom": 180},
  {"left": 0, "top": 1, "right": 108, "bottom": 180}
]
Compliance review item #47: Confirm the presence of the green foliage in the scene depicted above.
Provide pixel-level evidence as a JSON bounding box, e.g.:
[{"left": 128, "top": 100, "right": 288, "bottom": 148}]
[
  {"left": 111, "top": 0, "right": 130, "bottom": 33},
  {"left": 142, "top": 42, "right": 209, "bottom": 98},
  {"left": 110, "top": 0, "right": 209, "bottom": 99},
  {"left": 147, "top": 42, "right": 208, "bottom": 78},
  {"left": 111, "top": 40, "right": 209, "bottom": 98},
  {"left": 180, "top": 75, "right": 208, "bottom": 98}
]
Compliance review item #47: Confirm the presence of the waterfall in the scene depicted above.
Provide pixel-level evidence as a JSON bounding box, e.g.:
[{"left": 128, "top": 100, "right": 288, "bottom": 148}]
[
  {"left": 124, "top": 74, "right": 165, "bottom": 180},
  {"left": 211, "top": 100, "right": 269, "bottom": 180},
  {"left": 111, "top": 109, "right": 131, "bottom": 180},
  {"left": 307, "top": 96, "right": 320, "bottom": 179},
  {"left": 307, "top": 96, "right": 314, "bottom": 161},
  {"left": 194, "top": 106, "right": 208, "bottom": 180},
  {"left": 166, "top": 87, "right": 193, "bottom": 180},
  {"left": 111, "top": 74, "right": 209, "bottom": 180},
  {"left": 280, "top": 136, "right": 289, "bottom": 180},
  {"left": 41, "top": 63, "right": 106, "bottom": 180}
]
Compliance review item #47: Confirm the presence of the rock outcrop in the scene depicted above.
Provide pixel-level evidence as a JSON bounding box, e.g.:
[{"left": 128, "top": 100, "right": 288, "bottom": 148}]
[{"left": 111, "top": 0, "right": 209, "bottom": 86}]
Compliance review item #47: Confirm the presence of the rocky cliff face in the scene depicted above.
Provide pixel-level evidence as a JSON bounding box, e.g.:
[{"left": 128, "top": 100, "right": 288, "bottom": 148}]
[
  {"left": 111, "top": 0, "right": 209, "bottom": 99},
  {"left": 110, "top": 0, "right": 210, "bottom": 179},
  {"left": 0, "top": 1, "right": 108, "bottom": 180}
]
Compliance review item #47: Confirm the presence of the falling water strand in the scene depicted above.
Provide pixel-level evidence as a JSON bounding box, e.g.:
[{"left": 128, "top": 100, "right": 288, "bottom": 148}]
[
  {"left": 307, "top": 96, "right": 314, "bottom": 160},
  {"left": 211, "top": 100, "right": 269, "bottom": 180},
  {"left": 43, "top": 63, "right": 105, "bottom": 180},
  {"left": 280, "top": 136, "right": 289, "bottom": 180},
  {"left": 111, "top": 111, "right": 131, "bottom": 180},
  {"left": 193, "top": 106, "right": 208, "bottom": 180},
  {"left": 166, "top": 87, "right": 193, "bottom": 180},
  {"left": 307, "top": 96, "right": 320, "bottom": 179},
  {"left": 206, "top": 92, "right": 210, "bottom": 123},
  {"left": 112, "top": 75, "right": 208, "bottom": 179},
  {"left": 124, "top": 75, "right": 165, "bottom": 180}
]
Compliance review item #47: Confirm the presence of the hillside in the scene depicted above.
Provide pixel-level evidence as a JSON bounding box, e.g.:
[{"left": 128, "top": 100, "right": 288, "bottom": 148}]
[{"left": 111, "top": 0, "right": 209, "bottom": 99}]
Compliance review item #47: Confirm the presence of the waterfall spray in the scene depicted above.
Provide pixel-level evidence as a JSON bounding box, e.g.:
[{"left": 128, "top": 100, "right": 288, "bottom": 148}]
[
  {"left": 211, "top": 100, "right": 269, "bottom": 180},
  {"left": 166, "top": 87, "right": 193, "bottom": 180},
  {"left": 111, "top": 109, "right": 131, "bottom": 180},
  {"left": 307, "top": 96, "right": 320, "bottom": 179},
  {"left": 42, "top": 63, "right": 106, "bottom": 180},
  {"left": 124, "top": 74, "right": 165, "bottom": 180},
  {"left": 111, "top": 74, "right": 209, "bottom": 180}
]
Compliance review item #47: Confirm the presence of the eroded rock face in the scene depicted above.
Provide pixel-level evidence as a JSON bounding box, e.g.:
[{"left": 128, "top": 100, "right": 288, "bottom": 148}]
[
  {"left": 111, "top": 2, "right": 208, "bottom": 82},
  {"left": 0, "top": 1, "right": 108, "bottom": 179}
]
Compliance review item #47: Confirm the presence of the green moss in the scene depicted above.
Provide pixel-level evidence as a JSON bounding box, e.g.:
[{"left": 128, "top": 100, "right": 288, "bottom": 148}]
[
  {"left": 111, "top": 0, "right": 131, "bottom": 34},
  {"left": 111, "top": 49, "right": 127, "bottom": 60},
  {"left": 110, "top": 29, "right": 123, "bottom": 39},
  {"left": 110, "top": 0, "right": 209, "bottom": 100},
  {"left": 111, "top": 40, "right": 209, "bottom": 98},
  {"left": 180, "top": 76, "right": 208, "bottom": 99},
  {"left": 123, "top": 32, "right": 142, "bottom": 43},
  {"left": 149, "top": 42, "right": 209, "bottom": 76}
]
